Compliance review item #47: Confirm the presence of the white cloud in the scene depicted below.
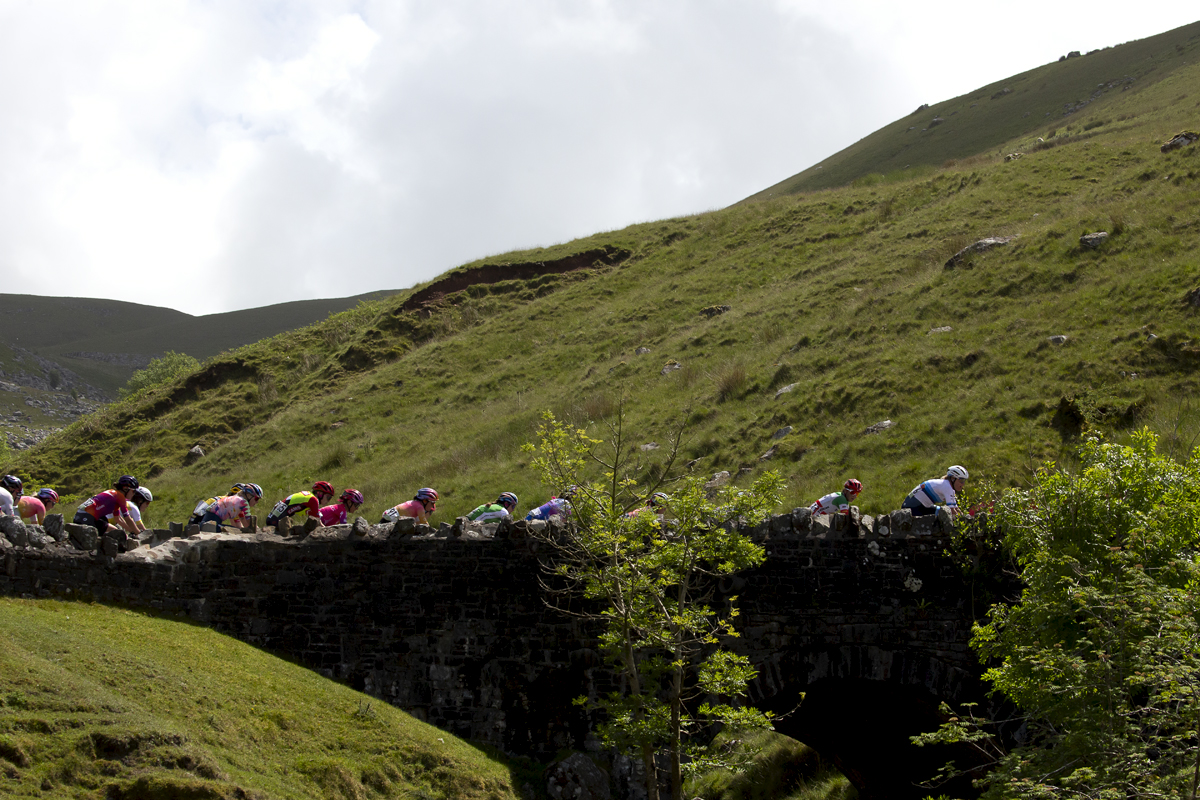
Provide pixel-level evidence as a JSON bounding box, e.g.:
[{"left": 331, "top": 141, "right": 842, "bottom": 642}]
[{"left": 0, "top": 1, "right": 1196, "bottom": 314}]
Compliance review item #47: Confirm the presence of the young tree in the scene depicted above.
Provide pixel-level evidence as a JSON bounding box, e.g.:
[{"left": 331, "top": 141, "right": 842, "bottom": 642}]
[
  {"left": 524, "top": 411, "right": 783, "bottom": 800},
  {"left": 920, "top": 430, "right": 1200, "bottom": 798},
  {"left": 119, "top": 351, "right": 200, "bottom": 398}
]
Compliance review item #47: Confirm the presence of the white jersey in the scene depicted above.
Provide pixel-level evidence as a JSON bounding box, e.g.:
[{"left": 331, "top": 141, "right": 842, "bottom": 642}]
[
  {"left": 0, "top": 487, "right": 12, "bottom": 516},
  {"left": 809, "top": 491, "right": 851, "bottom": 516},
  {"left": 907, "top": 478, "right": 958, "bottom": 510},
  {"left": 108, "top": 503, "right": 142, "bottom": 524}
]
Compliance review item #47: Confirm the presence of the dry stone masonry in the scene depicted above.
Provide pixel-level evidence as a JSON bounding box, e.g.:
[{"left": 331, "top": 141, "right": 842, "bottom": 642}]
[{"left": 2, "top": 507, "right": 995, "bottom": 799}]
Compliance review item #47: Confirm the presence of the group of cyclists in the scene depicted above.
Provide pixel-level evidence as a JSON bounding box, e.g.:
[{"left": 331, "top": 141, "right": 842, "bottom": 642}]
[{"left": 0, "top": 463, "right": 969, "bottom": 539}]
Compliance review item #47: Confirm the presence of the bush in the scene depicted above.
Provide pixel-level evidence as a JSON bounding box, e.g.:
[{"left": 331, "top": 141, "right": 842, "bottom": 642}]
[{"left": 119, "top": 352, "right": 200, "bottom": 398}]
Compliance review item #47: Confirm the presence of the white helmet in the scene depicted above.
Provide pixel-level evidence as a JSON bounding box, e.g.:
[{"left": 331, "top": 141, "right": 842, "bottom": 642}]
[
  {"left": 946, "top": 465, "right": 969, "bottom": 480},
  {"left": 134, "top": 486, "right": 154, "bottom": 503}
]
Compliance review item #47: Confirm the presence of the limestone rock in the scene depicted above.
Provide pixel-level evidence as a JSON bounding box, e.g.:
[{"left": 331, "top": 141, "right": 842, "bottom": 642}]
[
  {"left": 864, "top": 419, "right": 894, "bottom": 435},
  {"left": 928, "top": 326, "right": 952, "bottom": 334},
  {"left": 184, "top": 445, "right": 205, "bottom": 464},
  {"left": 1004, "top": 152, "right": 1023, "bottom": 162},
  {"left": 699, "top": 304, "right": 731, "bottom": 318},
  {"left": 67, "top": 522, "right": 97, "bottom": 551},
  {"left": 639, "top": 442, "right": 659, "bottom": 451},
  {"left": 303, "top": 516, "right": 321, "bottom": 534},
  {"left": 634, "top": 347, "right": 650, "bottom": 355},
  {"left": 759, "top": 445, "right": 777, "bottom": 461},
  {"left": 1048, "top": 335, "right": 1068, "bottom": 345},
  {"left": 389, "top": 517, "right": 417, "bottom": 537},
  {"left": 200, "top": 521, "right": 220, "bottom": 533},
  {"left": 771, "top": 426, "right": 792, "bottom": 440},
  {"left": 44, "top": 514, "right": 65, "bottom": 541},
  {"left": 1080, "top": 231, "right": 1109, "bottom": 248},
  {"left": 547, "top": 753, "right": 610, "bottom": 800},
  {"left": 660, "top": 360, "right": 681, "bottom": 376},
  {"left": 0, "top": 515, "right": 28, "bottom": 547},
  {"left": 704, "top": 472, "right": 730, "bottom": 493},
  {"left": 26, "top": 525, "right": 51, "bottom": 549},
  {"left": 936, "top": 506, "right": 956, "bottom": 532},
  {"left": 944, "top": 236, "right": 1017, "bottom": 269},
  {"left": 774, "top": 383, "right": 798, "bottom": 400},
  {"left": 890, "top": 509, "right": 914, "bottom": 534},
  {"left": 275, "top": 515, "right": 291, "bottom": 536},
  {"left": 1161, "top": 131, "right": 1199, "bottom": 153},
  {"left": 351, "top": 516, "right": 370, "bottom": 537},
  {"left": 791, "top": 506, "right": 813, "bottom": 532}
]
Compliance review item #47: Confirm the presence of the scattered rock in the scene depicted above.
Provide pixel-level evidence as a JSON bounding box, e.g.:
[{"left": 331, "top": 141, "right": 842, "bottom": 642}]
[
  {"left": 547, "top": 753, "right": 611, "bottom": 800},
  {"left": 639, "top": 442, "right": 660, "bottom": 451},
  {"left": 771, "top": 426, "right": 793, "bottom": 440},
  {"left": 184, "top": 445, "right": 205, "bottom": 464},
  {"left": 928, "top": 326, "right": 953, "bottom": 335},
  {"left": 864, "top": 419, "right": 894, "bottom": 435},
  {"left": 1161, "top": 131, "right": 1199, "bottom": 153},
  {"left": 661, "top": 360, "right": 681, "bottom": 376},
  {"left": 759, "top": 446, "right": 777, "bottom": 461},
  {"left": 944, "top": 236, "right": 1017, "bottom": 269},
  {"left": 1004, "top": 152, "right": 1023, "bottom": 161},
  {"left": 1079, "top": 231, "right": 1109, "bottom": 248},
  {"left": 1048, "top": 335, "right": 1068, "bottom": 345},
  {"left": 634, "top": 347, "right": 650, "bottom": 355},
  {"left": 66, "top": 522, "right": 98, "bottom": 551},
  {"left": 43, "top": 514, "right": 65, "bottom": 541},
  {"left": 774, "top": 383, "right": 798, "bottom": 400},
  {"left": 704, "top": 471, "right": 731, "bottom": 492},
  {"left": 1184, "top": 287, "right": 1200, "bottom": 308},
  {"left": 700, "top": 305, "right": 731, "bottom": 319}
]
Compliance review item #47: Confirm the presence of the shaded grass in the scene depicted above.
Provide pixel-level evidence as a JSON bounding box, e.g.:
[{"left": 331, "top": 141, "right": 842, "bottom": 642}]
[
  {"left": 686, "top": 730, "right": 856, "bottom": 800},
  {"left": 0, "top": 597, "right": 522, "bottom": 800}
]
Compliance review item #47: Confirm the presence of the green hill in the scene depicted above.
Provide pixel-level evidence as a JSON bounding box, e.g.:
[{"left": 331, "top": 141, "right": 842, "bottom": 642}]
[
  {"left": 743, "top": 20, "right": 1200, "bottom": 197},
  {"left": 7, "top": 21, "right": 1200, "bottom": 529},
  {"left": 0, "top": 597, "right": 522, "bottom": 799}
]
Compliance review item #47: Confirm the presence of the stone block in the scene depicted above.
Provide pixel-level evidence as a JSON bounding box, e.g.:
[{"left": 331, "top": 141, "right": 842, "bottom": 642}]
[
  {"left": 935, "top": 506, "right": 955, "bottom": 533},
  {"left": 890, "top": 509, "right": 913, "bottom": 533},
  {"left": 389, "top": 517, "right": 417, "bottom": 537},
  {"left": 912, "top": 515, "right": 935, "bottom": 536},
  {"left": 44, "top": 514, "right": 65, "bottom": 541},
  {"left": 547, "top": 753, "right": 610, "bottom": 800},
  {"left": 101, "top": 535, "right": 120, "bottom": 557},
  {"left": 494, "top": 518, "right": 514, "bottom": 540},
  {"left": 200, "top": 521, "right": 219, "bottom": 533},
  {"left": 0, "top": 515, "right": 29, "bottom": 547},
  {"left": 26, "top": 526, "right": 50, "bottom": 549},
  {"left": 275, "top": 515, "right": 291, "bottom": 536},
  {"left": 791, "top": 506, "right": 812, "bottom": 532},
  {"left": 451, "top": 517, "right": 468, "bottom": 538},
  {"left": 769, "top": 513, "right": 792, "bottom": 535},
  {"left": 185, "top": 524, "right": 200, "bottom": 536},
  {"left": 303, "top": 516, "right": 321, "bottom": 534},
  {"left": 351, "top": 516, "right": 370, "bottom": 537},
  {"left": 67, "top": 523, "right": 98, "bottom": 551}
]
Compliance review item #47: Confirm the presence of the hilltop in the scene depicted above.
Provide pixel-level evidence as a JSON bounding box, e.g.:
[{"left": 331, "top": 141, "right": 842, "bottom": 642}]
[{"left": 6, "top": 21, "right": 1200, "bottom": 528}]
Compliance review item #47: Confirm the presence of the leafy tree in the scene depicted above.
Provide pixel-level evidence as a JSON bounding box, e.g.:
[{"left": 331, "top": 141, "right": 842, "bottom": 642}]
[
  {"left": 918, "top": 430, "right": 1200, "bottom": 798},
  {"left": 119, "top": 351, "right": 200, "bottom": 398},
  {"left": 524, "top": 411, "right": 783, "bottom": 800}
]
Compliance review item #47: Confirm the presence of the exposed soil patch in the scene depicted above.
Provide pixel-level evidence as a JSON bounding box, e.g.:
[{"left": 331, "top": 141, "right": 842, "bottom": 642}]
[{"left": 400, "top": 246, "right": 630, "bottom": 314}]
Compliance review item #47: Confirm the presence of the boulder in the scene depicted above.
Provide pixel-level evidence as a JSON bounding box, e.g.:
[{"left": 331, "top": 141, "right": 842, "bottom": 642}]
[
  {"left": 944, "top": 236, "right": 1017, "bottom": 269},
  {"left": 25, "top": 526, "right": 51, "bottom": 550},
  {"left": 67, "top": 522, "right": 98, "bottom": 551},
  {"left": 389, "top": 517, "right": 417, "bottom": 537},
  {"left": 303, "top": 516, "right": 321, "bottom": 534},
  {"left": 774, "top": 383, "right": 798, "bottom": 400},
  {"left": 704, "top": 471, "right": 730, "bottom": 492},
  {"left": 791, "top": 506, "right": 813, "bottom": 532},
  {"left": 1080, "top": 231, "right": 1109, "bottom": 248},
  {"left": 1161, "top": 131, "right": 1199, "bottom": 153},
  {"left": 184, "top": 445, "right": 205, "bottom": 464},
  {"left": 890, "top": 509, "right": 914, "bottom": 534},
  {"left": 634, "top": 347, "right": 650, "bottom": 355},
  {"left": 864, "top": 419, "right": 894, "bottom": 435},
  {"left": 351, "top": 516, "right": 370, "bottom": 537},
  {"left": 1049, "top": 335, "right": 1068, "bottom": 345},
  {"left": 44, "top": 514, "right": 65, "bottom": 541},
  {"left": 0, "top": 515, "right": 28, "bottom": 547},
  {"left": 660, "top": 360, "right": 681, "bottom": 376},
  {"left": 771, "top": 426, "right": 793, "bottom": 440},
  {"left": 275, "top": 515, "right": 291, "bottom": 536},
  {"left": 699, "top": 304, "right": 731, "bottom": 318},
  {"left": 759, "top": 446, "right": 777, "bottom": 461},
  {"left": 547, "top": 753, "right": 611, "bottom": 800}
]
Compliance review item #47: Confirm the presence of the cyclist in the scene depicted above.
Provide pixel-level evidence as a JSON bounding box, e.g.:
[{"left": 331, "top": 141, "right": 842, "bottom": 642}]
[
  {"left": 109, "top": 486, "right": 153, "bottom": 533},
  {"left": 319, "top": 489, "right": 365, "bottom": 526},
  {"left": 526, "top": 487, "right": 577, "bottom": 522},
  {"left": 18, "top": 488, "right": 59, "bottom": 525},
  {"left": 468, "top": 492, "right": 519, "bottom": 523},
  {"left": 0, "top": 474, "right": 22, "bottom": 516},
  {"left": 193, "top": 483, "right": 262, "bottom": 532},
  {"left": 381, "top": 487, "right": 438, "bottom": 526},
  {"left": 626, "top": 492, "right": 669, "bottom": 518},
  {"left": 74, "top": 475, "right": 141, "bottom": 536},
  {"left": 266, "top": 481, "right": 334, "bottom": 527},
  {"left": 902, "top": 465, "right": 968, "bottom": 518},
  {"left": 809, "top": 479, "right": 863, "bottom": 517}
]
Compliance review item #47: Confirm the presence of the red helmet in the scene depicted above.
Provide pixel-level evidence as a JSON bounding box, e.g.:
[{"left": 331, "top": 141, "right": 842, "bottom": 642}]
[
  {"left": 844, "top": 479, "right": 863, "bottom": 495},
  {"left": 313, "top": 481, "right": 334, "bottom": 497},
  {"left": 341, "top": 489, "right": 364, "bottom": 506}
]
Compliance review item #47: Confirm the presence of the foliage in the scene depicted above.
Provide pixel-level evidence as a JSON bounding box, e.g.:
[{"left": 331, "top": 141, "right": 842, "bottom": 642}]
[
  {"left": 525, "top": 410, "right": 784, "bottom": 800},
  {"left": 685, "top": 729, "right": 857, "bottom": 800},
  {"left": 919, "top": 430, "right": 1200, "bottom": 798},
  {"left": 119, "top": 351, "right": 201, "bottom": 398}
]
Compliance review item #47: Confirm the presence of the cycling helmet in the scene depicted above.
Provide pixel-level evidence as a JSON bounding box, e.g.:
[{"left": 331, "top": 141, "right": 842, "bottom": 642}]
[
  {"left": 241, "top": 483, "right": 263, "bottom": 500},
  {"left": 560, "top": 485, "right": 579, "bottom": 501},
  {"left": 844, "top": 479, "right": 863, "bottom": 495},
  {"left": 36, "top": 488, "right": 59, "bottom": 504},
  {"left": 415, "top": 487, "right": 439, "bottom": 503},
  {"left": 497, "top": 492, "right": 518, "bottom": 508},
  {"left": 133, "top": 487, "right": 153, "bottom": 504},
  {"left": 340, "top": 488, "right": 364, "bottom": 505},
  {"left": 313, "top": 480, "right": 335, "bottom": 497},
  {"left": 230, "top": 483, "right": 247, "bottom": 494},
  {"left": 648, "top": 492, "right": 669, "bottom": 507},
  {"left": 0, "top": 475, "right": 22, "bottom": 495},
  {"left": 946, "top": 465, "right": 969, "bottom": 481},
  {"left": 116, "top": 475, "right": 139, "bottom": 491}
]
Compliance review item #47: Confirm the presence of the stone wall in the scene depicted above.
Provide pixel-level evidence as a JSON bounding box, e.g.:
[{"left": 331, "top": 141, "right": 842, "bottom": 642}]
[{"left": 1, "top": 509, "right": 994, "bottom": 799}]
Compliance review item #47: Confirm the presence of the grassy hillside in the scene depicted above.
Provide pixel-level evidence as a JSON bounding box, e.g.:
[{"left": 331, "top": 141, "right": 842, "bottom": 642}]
[
  {"left": 0, "top": 597, "right": 523, "bottom": 799},
  {"left": 744, "top": 20, "right": 1200, "bottom": 197},
  {"left": 7, "top": 27, "right": 1200, "bottom": 529}
]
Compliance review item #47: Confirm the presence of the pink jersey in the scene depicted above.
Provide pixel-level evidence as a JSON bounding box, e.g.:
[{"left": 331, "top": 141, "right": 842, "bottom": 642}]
[
  {"left": 209, "top": 495, "right": 250, "bottom": 522},
  {"left": 389, "top": 499, "right": 429, "bottom": 525},
  {"left": 79, "top": 490, "right": 130, "bottom": 520},
  {"left": 318, "top": 503, "right": 348, "bottom": 526},
  {"left": 18, "top": 496, "right": 45, "bottom": 524}
]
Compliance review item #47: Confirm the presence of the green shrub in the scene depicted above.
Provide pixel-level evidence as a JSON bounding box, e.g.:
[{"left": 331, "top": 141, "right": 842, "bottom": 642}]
[{"left": 119, "top": 352, "right": 200, "bottom": 398}]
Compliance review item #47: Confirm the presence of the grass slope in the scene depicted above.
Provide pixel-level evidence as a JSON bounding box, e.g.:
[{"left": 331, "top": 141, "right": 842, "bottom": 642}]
[
  {"left": 0, "top": 597, "right": 522, "bottom": 800},
  {"left": 744, "top": 19, "right": 1200, "bottom": 197},
  {"left": 7, "top": 32, "right": 1200, "bottom": 528}
]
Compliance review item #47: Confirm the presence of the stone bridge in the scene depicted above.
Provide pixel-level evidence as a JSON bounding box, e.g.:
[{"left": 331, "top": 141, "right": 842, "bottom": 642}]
[{"left": 1, "top": 509, "right": 1004, "bottom": 799}]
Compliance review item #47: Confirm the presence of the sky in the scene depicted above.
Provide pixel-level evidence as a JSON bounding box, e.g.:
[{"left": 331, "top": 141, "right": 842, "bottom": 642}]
[{"left": 1, "top": 2, "right": 1196, "bottom": 315}]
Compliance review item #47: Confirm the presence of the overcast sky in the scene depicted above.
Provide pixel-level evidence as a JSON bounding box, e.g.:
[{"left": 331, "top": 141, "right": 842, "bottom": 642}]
[{"left": 1, "top": 2, "right": 1195, "bottom": 315}]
